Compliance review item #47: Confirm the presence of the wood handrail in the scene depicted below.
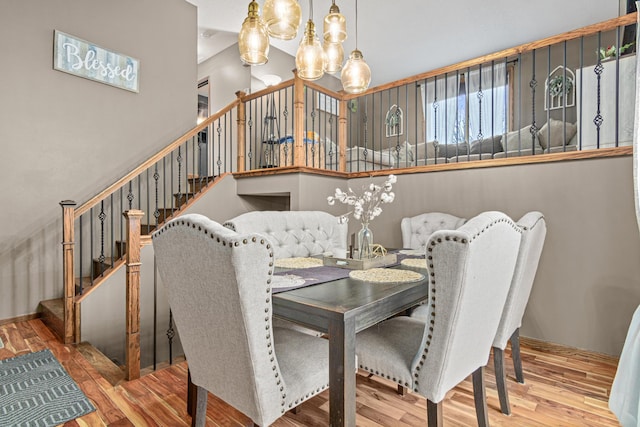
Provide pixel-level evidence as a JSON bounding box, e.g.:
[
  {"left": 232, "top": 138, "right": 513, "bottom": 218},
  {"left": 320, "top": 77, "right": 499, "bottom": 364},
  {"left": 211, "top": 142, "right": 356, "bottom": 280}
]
[
  {"left": 343, "top": 12, "right": 637, "bottom": 100},
  {"left": 74, "top": 100, "right": 240, "bottom": 217},
  {"left": 241, "top": 79, "right": 295, "bottom": 103}
]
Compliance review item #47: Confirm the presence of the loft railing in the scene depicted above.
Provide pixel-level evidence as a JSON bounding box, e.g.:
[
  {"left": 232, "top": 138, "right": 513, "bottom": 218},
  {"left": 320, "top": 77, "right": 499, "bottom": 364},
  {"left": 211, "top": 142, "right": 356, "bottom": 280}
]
[
  {"left": 58, "top": 11, "right": 636, "bottom": 379},
  {"left": 341, "top": 13, "right": 637, "bottom": 172}
]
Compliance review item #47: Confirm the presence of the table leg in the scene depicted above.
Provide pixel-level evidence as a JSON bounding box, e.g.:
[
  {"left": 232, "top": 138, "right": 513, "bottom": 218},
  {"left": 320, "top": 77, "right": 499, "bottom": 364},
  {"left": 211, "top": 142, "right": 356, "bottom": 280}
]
[{"left": 328, "top": 315, "right": 356, "bottom": 427}]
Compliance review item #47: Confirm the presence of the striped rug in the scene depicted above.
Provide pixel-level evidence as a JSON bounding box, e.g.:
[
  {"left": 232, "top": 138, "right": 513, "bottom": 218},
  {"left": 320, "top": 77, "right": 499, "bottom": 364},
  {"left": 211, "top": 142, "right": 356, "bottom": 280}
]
[{"left": 0, "top": 349, "right": 95, "bottom": 426}]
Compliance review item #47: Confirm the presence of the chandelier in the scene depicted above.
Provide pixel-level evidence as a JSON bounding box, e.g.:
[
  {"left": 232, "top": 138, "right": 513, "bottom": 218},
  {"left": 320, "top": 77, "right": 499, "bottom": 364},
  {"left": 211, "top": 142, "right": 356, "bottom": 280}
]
[{"left": 238, "top": 0, "right": 369, "bottom": 92}]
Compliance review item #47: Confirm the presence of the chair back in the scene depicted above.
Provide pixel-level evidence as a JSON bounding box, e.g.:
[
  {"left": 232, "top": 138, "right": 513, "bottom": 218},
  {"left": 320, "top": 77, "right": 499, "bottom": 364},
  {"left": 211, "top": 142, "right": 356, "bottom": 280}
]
[
  {"left": 152, "top": 214, "right": 283, "bottom": 426},
  {"left": 224, "top": 210, "right": 348, "bottom": 259},
  {"left": 401, "top": 212, "right": 467, "bottom": 249},
  {"left": 415, "top": 211, "right": 521, "bottom": 402},
  {"left": 493, "top": 212, "right": 547, "bottom": 349}
]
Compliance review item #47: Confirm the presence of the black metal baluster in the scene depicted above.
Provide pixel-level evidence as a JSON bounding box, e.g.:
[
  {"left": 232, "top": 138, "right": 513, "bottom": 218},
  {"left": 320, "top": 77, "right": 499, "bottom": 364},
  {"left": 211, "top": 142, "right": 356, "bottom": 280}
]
[
  {"left": 119, "top": 188, "right": 123, "bottom": 260},
  {"left": 490, "top": 60, "right": 495, "bottom": 158},
  {"left": 546, "top": 47, "right": 551, "bottom": 154},
  {"left": 614, "top": 28, "right": 620, "bottom": 147},
  {"left": 79, "top": 214, "right": 83, "bottom": 295},
  {"left": 530, "top": 49, "right": 538, "bottom": 154},
  {"left": 562, "top": 41, "right": 568, "bottom": 151},
  {"left": 154, "top": 163, "right": 159, "bottom": 227},
  {"left": 90, "top": 209, "right": 94, "bottom": 285},
  {"left": 146, "top": 169, "right": 150, "bottom": 234},
  {"left": 477, "top": 65, "right": 484, "bottom": 149},
  {"left": 310, "top": 90, "right": 317, "bottom": 167},
  {"left": 216, "top": 120, "right": 222, "bottom": 175},
  {"left": 579, "top": 36, "right": 584, "bottom": 150},
  {"left": 127, "top": 181, "right": 134, "bottom": 210},
  {"left": 110, "top": 194, "right": 114, "bottom": 269},
  {"left": 283, "top": 94, "right": 289, "bottom": 167},
  {"left": 170, "top": 151, "right": 175, "bottom": 212},
  {"left": 444, "top": 73, "right": 450, "bottom": 161},
  {"left": 594, "top": 31, "right": 603, "bottom": 148},
  {"left": 184, "top": 141, "right": 189, "bottom": 204},
  {"left": 433, "top": 76, "right": 439, "bottom": 164},
  {"left": 98, "top": 201, "right": 105, "bottom": 276},
  {"left": 167, "top": 309, "right": 175, "bottom": 365},
  {"left": 248, "top": 100, "right": 254, "bottom": 169},
  {"left": 177, "top": 146, "right": 182, "bottom": 207}
]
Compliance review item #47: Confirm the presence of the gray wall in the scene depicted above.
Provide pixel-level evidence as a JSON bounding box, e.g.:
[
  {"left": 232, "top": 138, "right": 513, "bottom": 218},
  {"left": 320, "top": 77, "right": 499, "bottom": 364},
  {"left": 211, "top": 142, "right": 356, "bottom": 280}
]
[
  {"left": 0, "top": 0, "right": 197, "bottom": 320},
  {"left": 186, "top": 157, "right": 640, "bottom": 356}
]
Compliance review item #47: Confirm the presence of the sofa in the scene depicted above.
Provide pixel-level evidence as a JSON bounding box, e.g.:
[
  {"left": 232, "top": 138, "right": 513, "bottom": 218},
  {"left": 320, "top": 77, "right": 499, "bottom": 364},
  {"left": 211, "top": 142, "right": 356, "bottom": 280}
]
[{"left": 342, "top": 118, "right": 580, "bottom": 170}]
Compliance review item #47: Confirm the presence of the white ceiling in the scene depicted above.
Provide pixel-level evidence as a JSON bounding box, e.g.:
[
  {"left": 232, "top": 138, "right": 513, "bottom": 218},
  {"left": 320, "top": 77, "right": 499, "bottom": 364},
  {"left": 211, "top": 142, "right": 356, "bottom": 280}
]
[{"left": 186, "top": 0, "right": 620, "bottom": 87}]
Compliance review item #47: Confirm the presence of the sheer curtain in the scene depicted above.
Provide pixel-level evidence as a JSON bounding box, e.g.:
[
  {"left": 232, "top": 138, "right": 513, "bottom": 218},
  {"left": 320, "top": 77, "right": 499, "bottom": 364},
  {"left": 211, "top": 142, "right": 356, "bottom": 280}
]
[
  {"left": 467, "top": 62, "right": 507, "bottom": 141},
  {"left": 421, "top": 74, "right": 463, "bottom": 145}
]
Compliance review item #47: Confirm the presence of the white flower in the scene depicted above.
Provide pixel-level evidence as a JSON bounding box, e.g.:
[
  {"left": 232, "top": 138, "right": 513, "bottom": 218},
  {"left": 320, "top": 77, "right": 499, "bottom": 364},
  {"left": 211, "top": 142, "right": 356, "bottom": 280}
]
[{"left": 327, "top": 175, "right": 396, "bottom": 227}]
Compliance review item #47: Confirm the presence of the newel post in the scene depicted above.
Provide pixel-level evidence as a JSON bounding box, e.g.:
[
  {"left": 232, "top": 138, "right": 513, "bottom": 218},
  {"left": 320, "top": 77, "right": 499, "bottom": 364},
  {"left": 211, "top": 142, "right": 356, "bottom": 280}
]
[
  {"left": 60, "top": 200, "right": 77, "bottom": 344},
  {"left": 338, "top": 99, "right": 348, "bottom": 172},
  {"left": 293, "top": 70, "right": 305, "bottom": 166},
  {"left": 124, "top": 209, "right": 144, "bottom": 380},
  {"left": 236, "top": 91, "right": 246, "bottom": 172}
]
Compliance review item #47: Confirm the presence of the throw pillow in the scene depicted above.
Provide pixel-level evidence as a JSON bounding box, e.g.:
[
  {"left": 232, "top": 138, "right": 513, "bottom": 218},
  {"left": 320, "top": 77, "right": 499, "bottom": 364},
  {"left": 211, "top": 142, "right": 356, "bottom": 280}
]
[
  {"left": 437, "top": 142, "right": 469, "bottom": 158},
  {"left": 469, "top": 134, "right": 504, "bottom": 154},
  {"left": 501, "top": 126, "right": 543, "bottom": 153},
  {"left": 414, "top": 140, "right": 437, "bottom": 160},
  {"left": 538, "top": 118, "right": 577, "bottom": 150},
  {"left": 391, "top": 141, "right": 415, "bottom": 166}
]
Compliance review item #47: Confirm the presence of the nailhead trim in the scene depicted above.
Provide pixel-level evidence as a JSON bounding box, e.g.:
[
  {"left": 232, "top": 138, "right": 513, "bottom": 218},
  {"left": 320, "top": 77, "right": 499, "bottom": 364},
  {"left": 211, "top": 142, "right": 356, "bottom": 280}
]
[
  {"left": 411, "top": 215, "right": 521, "bottom": 395},
  {"left": 155, "top": 218, "right": 290, "bottom": 412}
]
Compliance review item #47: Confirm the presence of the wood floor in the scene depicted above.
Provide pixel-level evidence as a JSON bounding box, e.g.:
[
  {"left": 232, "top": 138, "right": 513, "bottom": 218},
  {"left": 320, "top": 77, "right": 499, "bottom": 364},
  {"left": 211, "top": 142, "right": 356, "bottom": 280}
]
[{"left": 0, "top": 319, "right": 621, "bottom": 426}]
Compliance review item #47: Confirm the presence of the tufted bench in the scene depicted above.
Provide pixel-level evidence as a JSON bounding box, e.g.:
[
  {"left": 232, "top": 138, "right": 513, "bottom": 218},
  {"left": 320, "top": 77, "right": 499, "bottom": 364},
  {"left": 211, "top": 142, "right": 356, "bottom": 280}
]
[
  {"left": 223, "top": 210, "right": 348, "bottom": 259},
  {"left": 401, "top": 212, "right": 467, "bottom": 249}
]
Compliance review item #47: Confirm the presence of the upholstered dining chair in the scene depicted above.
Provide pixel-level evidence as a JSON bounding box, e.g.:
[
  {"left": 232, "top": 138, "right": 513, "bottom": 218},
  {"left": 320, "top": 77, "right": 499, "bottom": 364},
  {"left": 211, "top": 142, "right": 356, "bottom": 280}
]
[
  {"left": 356, "top": 211, "right": 521, "bottom": 427},
  {"left": 491, "top": 211, "right": 546, "bottom": 415},
  {"left": 152, "top": 214, "right": 329, "bottom": 427},
  {"left": 401, "top": 212, "right": 467, "bottom": 249}
]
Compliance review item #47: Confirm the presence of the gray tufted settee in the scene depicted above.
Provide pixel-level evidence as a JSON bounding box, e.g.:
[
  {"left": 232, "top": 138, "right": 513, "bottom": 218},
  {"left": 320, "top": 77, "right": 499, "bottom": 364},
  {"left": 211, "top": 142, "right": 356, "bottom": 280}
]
[{"left": 223, "top": 210, "right": 348, "bottom": 259}]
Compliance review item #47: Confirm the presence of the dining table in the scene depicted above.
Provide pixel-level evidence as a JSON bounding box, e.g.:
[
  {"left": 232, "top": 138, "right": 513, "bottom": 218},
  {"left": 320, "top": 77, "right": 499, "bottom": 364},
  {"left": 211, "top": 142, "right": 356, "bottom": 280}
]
[
  {"left": 272, "top": 259, "right": 429, "bottom": 427},
  {"left": 186, "top": 254, "right": 429, "bottom": 427}
]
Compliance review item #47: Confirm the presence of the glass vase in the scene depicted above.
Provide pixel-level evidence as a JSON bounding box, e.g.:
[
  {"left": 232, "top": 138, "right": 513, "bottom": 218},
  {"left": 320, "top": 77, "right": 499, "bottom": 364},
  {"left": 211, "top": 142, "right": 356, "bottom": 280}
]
[{"left": 357, "top": 223, "right": 373, "bottom": 259}]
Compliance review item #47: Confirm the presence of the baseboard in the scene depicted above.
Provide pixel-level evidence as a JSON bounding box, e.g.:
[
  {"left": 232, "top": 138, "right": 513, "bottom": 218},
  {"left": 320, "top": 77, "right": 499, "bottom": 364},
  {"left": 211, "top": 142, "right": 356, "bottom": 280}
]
[
  {"left": 520, "top": 335, "right": 619, "bottom": 364},
  {"left": 0, "top": 312, "right": 41, "bottom": 326}
]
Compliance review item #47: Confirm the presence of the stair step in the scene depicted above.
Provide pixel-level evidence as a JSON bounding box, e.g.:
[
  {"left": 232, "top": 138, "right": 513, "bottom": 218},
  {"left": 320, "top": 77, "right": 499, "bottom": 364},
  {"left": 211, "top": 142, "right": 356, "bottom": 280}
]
[
  {"left": 174, "top": 193, "right": 196, "bottom": 208},
  {"left": 39, "top": 298, "right": 64, "bottom": 342},
  {"left": 75, "top": 276, "right": 94, "bottom": 293},
  {"left": 92, "top": 257, "right": 118, "bottom": 279},
  {"left": 75, "top": 341, "right": 126, "bottom": 386},
  {"left": 140, "top": 224, "right": 156, "bottom": 235},
  {"left": 188, "top": 176, "right": 215, "bottom": 193}
]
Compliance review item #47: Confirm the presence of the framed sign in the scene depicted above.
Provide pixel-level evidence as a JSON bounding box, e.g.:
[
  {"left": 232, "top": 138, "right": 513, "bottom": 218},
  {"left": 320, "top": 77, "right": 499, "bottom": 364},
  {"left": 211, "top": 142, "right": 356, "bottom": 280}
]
[{"left": 53, "top": 30, "right": 140, "bottom": 93}]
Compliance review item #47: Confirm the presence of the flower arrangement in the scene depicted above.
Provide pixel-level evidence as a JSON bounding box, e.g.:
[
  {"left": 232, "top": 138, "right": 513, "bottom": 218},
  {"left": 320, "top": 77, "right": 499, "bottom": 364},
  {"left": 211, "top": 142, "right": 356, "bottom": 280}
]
[
  {"left": 599, "top": 42, "right": 634, "bottom": 60},
  {"left": 327, "top": 174, "right": 396, "bottom": 224},
  {"left": 327, "top": 174, "right": 396, "bottom": 258}
]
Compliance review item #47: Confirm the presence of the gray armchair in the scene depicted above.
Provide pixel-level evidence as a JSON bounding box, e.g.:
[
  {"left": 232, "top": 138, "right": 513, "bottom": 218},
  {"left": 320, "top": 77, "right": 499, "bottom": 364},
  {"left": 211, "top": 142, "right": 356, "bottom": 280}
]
[
  {"left": 401, "top": 212, "right": 467, "bottom": 249},
  {"left": 492, "top": 212, "right": 546, "bottom": 415},
  {"left": 152, "top": 214, "right": 329, "bottom": 426},
  {"left": 356, "top": 212, "right": 521, "bottom": 427}
]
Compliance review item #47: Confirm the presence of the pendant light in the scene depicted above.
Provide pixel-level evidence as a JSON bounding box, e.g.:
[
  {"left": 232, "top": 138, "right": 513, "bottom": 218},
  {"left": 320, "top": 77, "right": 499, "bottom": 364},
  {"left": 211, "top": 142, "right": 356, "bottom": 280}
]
[
  {"left": 323, "top": 0, "right": 347, "bottom": 43},
  {"left": 323, "top": 40, "right": 344, "bottom": 74},
  {"left": 295, "top": 0, "right": 326, "bottom": 81},
  {"left": 262, "top": 0, "right": 302, "bottom": 40},
  {"left": 238, "top": 0, "right": 269, "bottom": 65},
  {"left": 341, "top": 0, "right": 370, "bottom": 93}
]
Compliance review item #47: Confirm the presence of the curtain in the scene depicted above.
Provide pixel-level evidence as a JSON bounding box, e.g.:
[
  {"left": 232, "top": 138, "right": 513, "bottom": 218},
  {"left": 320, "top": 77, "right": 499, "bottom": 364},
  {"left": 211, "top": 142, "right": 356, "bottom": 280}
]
[
  {"left": 421, "top": 74, "right": 463, "bottom": 145},
  {"left": 608, "top": 5, "right": 640, "bottom": 426},
  {"left": 467, "top": 62, "right": 507, "bottom": 141}
]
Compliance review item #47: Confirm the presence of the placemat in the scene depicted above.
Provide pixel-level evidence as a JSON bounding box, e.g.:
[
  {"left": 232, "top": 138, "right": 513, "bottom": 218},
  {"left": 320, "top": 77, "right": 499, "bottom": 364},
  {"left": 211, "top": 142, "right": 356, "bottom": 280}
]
[{"left": 349, "top": 268, "right": 425, "bottom": 283}]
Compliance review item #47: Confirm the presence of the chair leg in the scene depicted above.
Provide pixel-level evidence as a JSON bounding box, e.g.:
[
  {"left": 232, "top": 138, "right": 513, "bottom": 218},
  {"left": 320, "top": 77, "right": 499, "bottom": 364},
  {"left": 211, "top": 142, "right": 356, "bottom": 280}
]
[
  {"left": 493, "top": 347, "right": 511, "bottom": 415},
  {"left": 192, "top": 385, "right": 208, "bottom": 427},
  {"left": 426, "top": 399, "right": 442, "bottom": 427},
  {"left": 511, "top": 328, "right": 524, "bottom": 383},
  {"left": 397, "top": 384, "right": 407, "bottom": 396},
  {"left": 472, "top": 367, "right": 489, "bottom": 427}
]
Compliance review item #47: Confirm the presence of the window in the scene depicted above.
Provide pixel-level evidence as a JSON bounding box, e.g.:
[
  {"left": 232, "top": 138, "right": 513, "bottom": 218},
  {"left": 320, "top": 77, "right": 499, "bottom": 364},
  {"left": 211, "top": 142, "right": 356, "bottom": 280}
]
[{"left": 421, "top": 63, "right": 508, "bottom": 146}]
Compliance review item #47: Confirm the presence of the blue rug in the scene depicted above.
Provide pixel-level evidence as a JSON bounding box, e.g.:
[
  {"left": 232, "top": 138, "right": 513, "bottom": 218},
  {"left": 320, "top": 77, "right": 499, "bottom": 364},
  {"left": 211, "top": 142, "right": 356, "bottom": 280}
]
[{"left": 0, "top": 349, "right": 96, "bottom": 426}]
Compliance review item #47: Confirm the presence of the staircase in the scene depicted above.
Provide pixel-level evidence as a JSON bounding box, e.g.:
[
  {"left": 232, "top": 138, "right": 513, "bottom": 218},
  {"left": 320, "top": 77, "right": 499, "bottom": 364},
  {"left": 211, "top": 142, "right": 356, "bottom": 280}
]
[{"left": 40, "top": 173, "right": 218, "bottom": 379}]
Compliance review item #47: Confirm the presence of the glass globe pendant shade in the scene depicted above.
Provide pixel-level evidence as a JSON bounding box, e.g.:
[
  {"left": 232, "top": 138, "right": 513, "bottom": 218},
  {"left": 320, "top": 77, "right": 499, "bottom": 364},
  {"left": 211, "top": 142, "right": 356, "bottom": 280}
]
[
  {"left": 262, "top": 0, "right": 302, "bottom": 40},
  {"left": 323, "top": 40, "right": 343, "bottom": 74},
  {"left": 341, "top": 49, "right": 371, "bottom": 94},
  {"left": 238, "top": 0, "right": 269, "bottom": 65},
  {"left": 296, "top": 20, "right": 326, "bottom": 81},
  {"left": 323, "top": 3, "right": 347, "bottom": 43}
]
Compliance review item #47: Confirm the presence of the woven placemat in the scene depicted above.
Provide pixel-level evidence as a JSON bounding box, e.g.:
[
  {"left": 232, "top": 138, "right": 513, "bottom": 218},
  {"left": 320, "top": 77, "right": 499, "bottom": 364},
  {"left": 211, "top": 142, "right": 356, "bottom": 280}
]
[
  {"left": 274, "top": 257, "right": 323, "bottom": 269},
  {"left": 349, "top": 268, "right": 424, "bottom": 283},
  {"left": 401, "top": 258, "right": 427, "bottom": 269},
  {"left": 271, "top": 274, "right": 305, "bottom": 289},
  {"left": 399, "top": 249, "right": 424, "bottom": 256}
]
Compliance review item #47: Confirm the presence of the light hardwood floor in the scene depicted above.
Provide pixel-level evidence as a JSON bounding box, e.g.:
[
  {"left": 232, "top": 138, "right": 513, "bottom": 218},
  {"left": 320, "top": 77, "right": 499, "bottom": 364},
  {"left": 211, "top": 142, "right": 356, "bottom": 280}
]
[{"left": 0, "top": 319, "right": 621, "bottom": 426}]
